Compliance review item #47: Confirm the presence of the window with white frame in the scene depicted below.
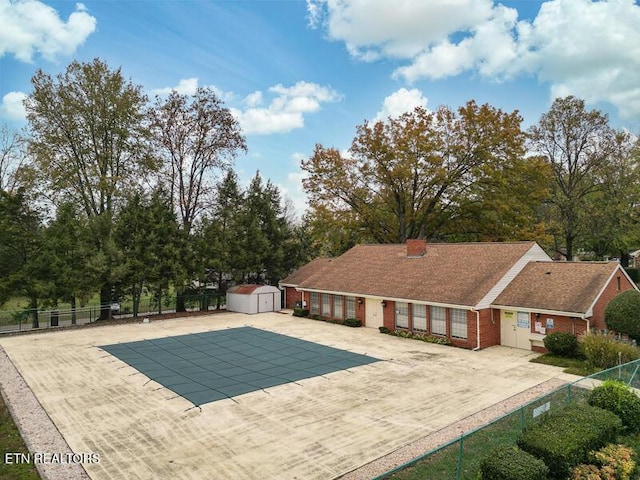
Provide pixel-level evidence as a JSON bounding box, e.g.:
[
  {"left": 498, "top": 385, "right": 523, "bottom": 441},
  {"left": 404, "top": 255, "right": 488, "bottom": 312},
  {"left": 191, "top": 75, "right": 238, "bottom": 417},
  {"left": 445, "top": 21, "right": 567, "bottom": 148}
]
[
  {"left": 395, "top": 302, "right": 409, "bottom": 329},
  {"left": 310, "top": 292, "right": 319, "bottom": 315},
  {"left": 333, "top": 295, "right": 343, "bottom": 319},
  {"left": 322, "top": 294, "right": 331, "bottom": 317},
  {"left": 450, "top": 308, "right": 468, "bottom": 339},
  {"left": 430, "top": 306, "right": 446, "bottom": 336},
  {"left": 345, "top": 296, "right": 356, "bottom": 319},
  {"left": 413, "top": 304, "right": 427, "bottom": 332}
]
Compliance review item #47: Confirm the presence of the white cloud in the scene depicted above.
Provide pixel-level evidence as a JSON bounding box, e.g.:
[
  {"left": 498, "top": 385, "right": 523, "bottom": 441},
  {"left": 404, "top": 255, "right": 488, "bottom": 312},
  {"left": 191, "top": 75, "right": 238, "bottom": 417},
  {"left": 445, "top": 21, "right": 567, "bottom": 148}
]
[
  {"left": 1, "top": 91, "right": 27, "bottom": 122},
  {"left": 516, "top": 0, "right": 640, "bottom": 119},
  {"left": 232, "top": 81, "right": 342, "bottom": 135},
  {"left": 311, "top": 0, "right": 640, "bottom": 119},
  {"left": 151, "top": 77, "right": 200, "bottom": 96},
  {"left": 375, "top": 88, "right": 428, "bottom": 121},
  {"left": 307, "top": 0, "right": 494, "bottom": 61},
  {"left": 0, "top": 0, "right": 96, "bottom": 62}
]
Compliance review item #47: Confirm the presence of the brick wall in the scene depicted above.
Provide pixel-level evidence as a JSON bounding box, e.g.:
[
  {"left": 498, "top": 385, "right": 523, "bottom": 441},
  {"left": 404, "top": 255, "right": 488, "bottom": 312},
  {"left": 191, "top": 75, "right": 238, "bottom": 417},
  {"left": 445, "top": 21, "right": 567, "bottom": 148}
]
[
  {"left": 284, "top": 287, "right": 303, "bottom": 310},
  {"left": 590, "top": 270, "right": 635, "bottom": 331}
]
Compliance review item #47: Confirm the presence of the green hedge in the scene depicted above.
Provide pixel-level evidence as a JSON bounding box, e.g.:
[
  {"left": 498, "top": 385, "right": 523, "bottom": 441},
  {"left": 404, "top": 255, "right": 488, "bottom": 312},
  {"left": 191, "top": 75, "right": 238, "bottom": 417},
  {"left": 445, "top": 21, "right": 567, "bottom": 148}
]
[
  {"left": 480, "top": 445, "right": 549, "bottom": 480},
  {"left": 605, "top": 289, "right": 640, "bottom": 340},
  {"left": 588, "top": 380, "right": 640, "bottom": 433},
  {"left": 543, "top": 331, "right": 578, "bottom": 357},
  {"left": 517, "top": 404, "right": 622, "bottom": 479},
  {"left": 292, "top": 308, "right": 309, "bottom": 317},
  {"left": 343, "top": 318, "right": 361, "bottom": 327}
]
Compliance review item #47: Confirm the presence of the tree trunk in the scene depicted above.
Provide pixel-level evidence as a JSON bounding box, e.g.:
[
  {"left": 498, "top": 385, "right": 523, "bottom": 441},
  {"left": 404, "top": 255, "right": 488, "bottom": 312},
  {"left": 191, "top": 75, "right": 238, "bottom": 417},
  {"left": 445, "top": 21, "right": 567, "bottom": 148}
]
[
  {"left": 70, "top": 296, "right": 77, "bottom": 325},
  {"left": 30, "top": 295, "right": 39, "bottom": 329},
  {"left": 99, "top": 284, "right": 111, "bottom": 320}
]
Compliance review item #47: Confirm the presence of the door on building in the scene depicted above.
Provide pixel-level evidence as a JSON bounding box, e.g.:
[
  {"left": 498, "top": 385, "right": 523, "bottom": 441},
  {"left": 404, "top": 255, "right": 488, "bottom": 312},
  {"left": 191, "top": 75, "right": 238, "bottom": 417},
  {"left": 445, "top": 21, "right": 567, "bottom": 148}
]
[
  {"left": 258, "top": 293, "right": 274, "bottom": 313},
  {"left": 501, "top": 310, "right": 531, "bottom": 349},
  {"left": 365, "top": 298, "right": 384, "bottom": 328}
]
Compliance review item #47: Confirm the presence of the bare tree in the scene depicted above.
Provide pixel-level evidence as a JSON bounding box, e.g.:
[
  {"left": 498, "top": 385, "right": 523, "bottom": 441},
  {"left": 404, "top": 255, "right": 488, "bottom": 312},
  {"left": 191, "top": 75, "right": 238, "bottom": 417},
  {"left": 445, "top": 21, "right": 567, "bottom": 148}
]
[
  {"left": 150, "top": 87, "right": 247, "bottom": 233},
  {"left": 0, "top": 125, "right": 25, "bottom": 193}
]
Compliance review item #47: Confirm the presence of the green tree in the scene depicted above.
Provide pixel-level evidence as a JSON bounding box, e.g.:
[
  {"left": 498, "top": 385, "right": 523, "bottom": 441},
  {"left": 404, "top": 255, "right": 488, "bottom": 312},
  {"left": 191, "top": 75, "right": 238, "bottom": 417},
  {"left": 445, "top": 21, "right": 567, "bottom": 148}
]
[
  {"left": 0, "top": 190, "right": 45, "bottom": 327},
  {"left": 582, "top": 135, "right": 640, "bottom": 260},
  {"left": 302, "top": 101, "right": 538, "bottom": 245},
  {"left": 605, "top": 289, "right": 640, "bottom": 341},
  {"left": 528, "top": 96, "right": 620, "bottom": 260},
  {"left": 24, "top": 58, "right": 155, "bottom": 319},
  {"left": 114, "top": 189, "right": 182, "bottom": 317},
  {"left": 40, "top": 203, "right": 99, "bottom": 323},
  {"left": 195, "top": 170, "right": 245, "bottom": 307}
]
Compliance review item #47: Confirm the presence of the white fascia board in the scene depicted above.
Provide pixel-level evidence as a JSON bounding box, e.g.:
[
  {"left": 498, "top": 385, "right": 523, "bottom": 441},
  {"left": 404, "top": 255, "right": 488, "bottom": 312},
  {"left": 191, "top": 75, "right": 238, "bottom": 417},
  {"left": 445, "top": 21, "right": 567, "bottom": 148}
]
[
  {"left": 584, "top": 264, "right": 639, "bottom": 317},
  {"left": 475, "top": 243, "right": 552, "bottom": 310}
]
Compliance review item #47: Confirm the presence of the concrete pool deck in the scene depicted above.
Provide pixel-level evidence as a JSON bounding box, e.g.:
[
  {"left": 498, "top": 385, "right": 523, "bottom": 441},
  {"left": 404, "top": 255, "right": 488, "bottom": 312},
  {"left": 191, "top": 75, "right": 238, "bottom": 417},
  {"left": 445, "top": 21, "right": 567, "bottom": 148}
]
[{"left": 0, "top": 311, "right": 573, "bottom": 480}]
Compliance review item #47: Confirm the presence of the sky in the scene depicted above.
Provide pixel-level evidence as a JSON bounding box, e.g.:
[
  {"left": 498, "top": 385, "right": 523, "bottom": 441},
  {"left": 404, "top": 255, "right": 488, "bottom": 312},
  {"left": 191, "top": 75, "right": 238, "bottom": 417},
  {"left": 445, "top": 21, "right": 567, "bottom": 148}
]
[{"left": 1, "top": 0, "right": 640, "bottom": 218}]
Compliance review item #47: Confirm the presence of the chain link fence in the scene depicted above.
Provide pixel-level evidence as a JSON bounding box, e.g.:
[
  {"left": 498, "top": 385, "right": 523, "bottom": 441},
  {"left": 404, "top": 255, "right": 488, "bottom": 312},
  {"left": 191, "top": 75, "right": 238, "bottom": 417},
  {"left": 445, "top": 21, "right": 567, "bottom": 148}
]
[{"left": 375, "top": 358, "right": 640, "bottom": 480}]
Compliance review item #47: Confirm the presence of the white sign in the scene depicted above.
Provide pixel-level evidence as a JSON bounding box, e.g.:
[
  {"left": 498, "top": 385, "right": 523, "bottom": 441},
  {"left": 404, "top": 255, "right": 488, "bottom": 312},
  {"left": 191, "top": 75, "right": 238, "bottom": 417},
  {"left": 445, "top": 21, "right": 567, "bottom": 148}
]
[{"left": 533, "top": 401, "right": 551, "bottom": 418}]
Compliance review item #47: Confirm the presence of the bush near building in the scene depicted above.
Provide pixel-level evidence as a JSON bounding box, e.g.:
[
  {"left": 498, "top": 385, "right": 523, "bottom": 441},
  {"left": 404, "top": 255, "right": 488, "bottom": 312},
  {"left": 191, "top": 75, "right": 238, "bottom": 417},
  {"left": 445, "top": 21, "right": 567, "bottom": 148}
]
[{"left": 605, "top": 290, "right": 640, "bottom": 341}]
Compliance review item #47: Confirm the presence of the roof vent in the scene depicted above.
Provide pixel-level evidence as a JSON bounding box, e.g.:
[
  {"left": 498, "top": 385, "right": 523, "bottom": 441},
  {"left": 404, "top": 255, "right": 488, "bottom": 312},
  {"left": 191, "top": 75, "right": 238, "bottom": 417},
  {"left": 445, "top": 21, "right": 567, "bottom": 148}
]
[{"left": 406, "top": 239, "right": 427, "bottom": 257}]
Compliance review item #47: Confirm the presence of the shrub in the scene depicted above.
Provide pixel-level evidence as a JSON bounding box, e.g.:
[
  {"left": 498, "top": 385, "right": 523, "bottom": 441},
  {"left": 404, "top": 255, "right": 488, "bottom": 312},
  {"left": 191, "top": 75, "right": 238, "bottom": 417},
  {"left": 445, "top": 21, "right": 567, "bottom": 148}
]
[
  {"left": 571, "top": 463, "right": 602, "bottom": 479},
  {"left": 544, "top": 331, "right": 579, "bottom": 357},
  {"left": 378, "top": 326, "right": 390, "bottom": 333},
  {"left": 572, "top": 444, "right": 637, "bottom": 480},
  {"left": 343, "top": 318, "right": 361, "bottom": 327},
  {"left": 292, "top": 308, "right": 309, "bottom": 317},
  {"left": 479, "top": 445, "right": 549, "bottom": 480},
  {"left": 590, "top": 444, "right": 636, "bottom": 480},
  {"left": 517, "top": 404, "right": 622, "bottom": 479},
  {"left": 310, "top": 314, "right": 321, "bottom": 320},
  {"left": 579, "top": 333, "right": 640, "bottom": 369},
  {"left": 588, "top": 380, "right": 640, "bottom": 433},
  {"left": 606, "top": 290, "right": 640, "bottom": 341}
]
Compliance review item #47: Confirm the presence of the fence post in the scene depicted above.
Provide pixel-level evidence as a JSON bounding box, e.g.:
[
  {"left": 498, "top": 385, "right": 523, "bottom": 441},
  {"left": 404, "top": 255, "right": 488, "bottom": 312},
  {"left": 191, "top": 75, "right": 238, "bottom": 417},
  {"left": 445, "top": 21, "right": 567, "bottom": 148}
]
[
  {"left": 456, "top": 435, "right": 464, "bottom": 480},
  {"left": 520, "top": 405, "right": 525, "bottom": 431},
  {"left": 567, "top": 384, "right": 572, "bottom": 404}
]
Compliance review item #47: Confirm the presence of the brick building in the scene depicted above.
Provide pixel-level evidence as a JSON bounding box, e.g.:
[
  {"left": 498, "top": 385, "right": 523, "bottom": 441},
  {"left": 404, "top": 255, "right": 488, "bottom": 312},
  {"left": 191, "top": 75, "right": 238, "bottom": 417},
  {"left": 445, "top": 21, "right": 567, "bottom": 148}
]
[{"left": 279, "top": 240, "right": 637, "bottom": 351}]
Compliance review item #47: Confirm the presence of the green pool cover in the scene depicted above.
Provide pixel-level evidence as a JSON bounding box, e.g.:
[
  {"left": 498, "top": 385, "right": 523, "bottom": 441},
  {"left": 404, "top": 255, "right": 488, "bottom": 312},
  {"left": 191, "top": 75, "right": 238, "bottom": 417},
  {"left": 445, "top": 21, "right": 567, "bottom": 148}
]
[{"left": 100, "top": 326, "right": 380, "bottom": 406}]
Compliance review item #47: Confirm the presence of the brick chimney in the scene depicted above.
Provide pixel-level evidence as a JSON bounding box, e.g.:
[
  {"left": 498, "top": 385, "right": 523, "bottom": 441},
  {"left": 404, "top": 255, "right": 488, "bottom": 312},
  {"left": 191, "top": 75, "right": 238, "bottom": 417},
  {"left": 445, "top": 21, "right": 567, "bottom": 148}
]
[{"left": 406, "top": 239, "right": 427, "bottom": 257}]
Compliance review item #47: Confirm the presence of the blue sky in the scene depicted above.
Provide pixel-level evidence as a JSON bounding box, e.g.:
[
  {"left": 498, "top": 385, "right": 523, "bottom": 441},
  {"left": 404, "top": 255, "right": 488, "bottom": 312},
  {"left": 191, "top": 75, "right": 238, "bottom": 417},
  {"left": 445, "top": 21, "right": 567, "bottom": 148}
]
[{"left": 1, "top": 0, "right": 640, "bottom": 218}]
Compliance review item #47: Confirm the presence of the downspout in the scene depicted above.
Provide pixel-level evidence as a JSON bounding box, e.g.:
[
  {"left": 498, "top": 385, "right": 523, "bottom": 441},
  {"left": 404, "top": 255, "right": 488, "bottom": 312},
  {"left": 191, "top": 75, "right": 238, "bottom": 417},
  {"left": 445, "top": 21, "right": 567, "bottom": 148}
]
[{"left": 472, "top": 309, "right": 481, "bottom": 351}]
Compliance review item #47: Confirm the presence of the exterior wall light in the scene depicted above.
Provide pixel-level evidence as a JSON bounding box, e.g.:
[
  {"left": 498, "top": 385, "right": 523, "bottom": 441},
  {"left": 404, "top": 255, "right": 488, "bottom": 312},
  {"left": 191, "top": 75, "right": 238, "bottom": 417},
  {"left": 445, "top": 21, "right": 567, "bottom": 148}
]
[{"left": 381, "top": 301, "right": 387, "bottom": 307}]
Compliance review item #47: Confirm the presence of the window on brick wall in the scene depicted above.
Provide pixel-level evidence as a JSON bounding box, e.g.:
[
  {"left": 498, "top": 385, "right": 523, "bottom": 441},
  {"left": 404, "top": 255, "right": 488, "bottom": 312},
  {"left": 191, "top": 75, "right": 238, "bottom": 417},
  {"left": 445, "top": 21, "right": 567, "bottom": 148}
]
[
  {"left": 310, "top": 292, "right": 319, "bottom": 315},
  {"left": 413, "top": 304, "right": 427, "bottom": 332},
  {"left": 395, "top": 302, "right": 409, "bottom": 329},
  {"left": 322, "top": 294, "right": 331, "bottom": 316},
  {"left": 333, "top": 295, "right": 343, "bottom": 319},
  {"left": 345, "top": 296, "right": 356, "bottom": 319},
  {"left": 450, "top": 308, "right": 468, "bottom": 339},
  {"left": 430, "top": 306, "right": 446, "bottom": 336}
]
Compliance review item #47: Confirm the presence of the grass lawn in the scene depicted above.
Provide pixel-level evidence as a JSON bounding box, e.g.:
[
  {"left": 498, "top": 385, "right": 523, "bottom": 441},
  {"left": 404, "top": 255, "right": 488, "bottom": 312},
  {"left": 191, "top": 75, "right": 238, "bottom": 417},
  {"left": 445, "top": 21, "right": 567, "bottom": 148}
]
[
  {"left": 0, "top": 394, "right": 40, "bottom": 480},
  {"left": 529, "top": 353, "right": 601, "bottom": 376},
  {"left": 384, "top": 414, "right": 525, "bottom": 479}
]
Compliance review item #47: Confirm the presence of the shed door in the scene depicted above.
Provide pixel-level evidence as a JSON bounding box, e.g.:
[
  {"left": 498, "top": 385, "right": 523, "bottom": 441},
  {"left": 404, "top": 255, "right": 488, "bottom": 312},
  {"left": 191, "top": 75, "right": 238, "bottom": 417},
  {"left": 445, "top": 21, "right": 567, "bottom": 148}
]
[
  {"left": 258, "top": 293, "right": 274, "bottom": 313},
  {"left": 365, "top": 298, "right": 383, "bottom": 328}
]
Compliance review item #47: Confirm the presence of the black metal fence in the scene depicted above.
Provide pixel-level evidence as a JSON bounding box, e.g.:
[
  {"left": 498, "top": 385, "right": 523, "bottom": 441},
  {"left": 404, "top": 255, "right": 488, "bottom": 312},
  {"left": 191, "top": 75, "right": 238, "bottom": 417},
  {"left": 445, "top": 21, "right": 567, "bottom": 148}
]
[{"left": 0, "top": 294, "right": 225, "bottom": 334}]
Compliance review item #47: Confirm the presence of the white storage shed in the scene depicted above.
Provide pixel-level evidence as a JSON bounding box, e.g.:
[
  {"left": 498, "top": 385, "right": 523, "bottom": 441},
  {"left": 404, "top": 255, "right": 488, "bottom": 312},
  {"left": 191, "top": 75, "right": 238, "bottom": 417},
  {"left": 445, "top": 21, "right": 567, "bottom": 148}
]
[{"left": 226, "top": 284, "right": 282, "bottom": 314}]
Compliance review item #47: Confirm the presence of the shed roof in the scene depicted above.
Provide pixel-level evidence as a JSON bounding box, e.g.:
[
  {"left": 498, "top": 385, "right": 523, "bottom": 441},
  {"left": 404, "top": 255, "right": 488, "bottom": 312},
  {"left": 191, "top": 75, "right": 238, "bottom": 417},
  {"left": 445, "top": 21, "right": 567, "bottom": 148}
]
[
  {"left": 280, "top": 257, "right": 333, "bottom": 286},
  {"left": 493, "top": 261, "right": 622, "bottom": 315},
  {"left": 297, "top": 242, "right": 538, "bottom": 307},
  {"left": 227, "top": 284, "right": 279, "bottom": 295}
]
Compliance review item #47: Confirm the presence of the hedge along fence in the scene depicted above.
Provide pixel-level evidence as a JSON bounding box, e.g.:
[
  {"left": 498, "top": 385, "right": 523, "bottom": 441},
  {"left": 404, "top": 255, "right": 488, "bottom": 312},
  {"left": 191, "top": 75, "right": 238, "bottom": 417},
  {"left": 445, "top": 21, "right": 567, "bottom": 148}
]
[{"left": 373, "top": 358, "right": 640, "bottom": 480}]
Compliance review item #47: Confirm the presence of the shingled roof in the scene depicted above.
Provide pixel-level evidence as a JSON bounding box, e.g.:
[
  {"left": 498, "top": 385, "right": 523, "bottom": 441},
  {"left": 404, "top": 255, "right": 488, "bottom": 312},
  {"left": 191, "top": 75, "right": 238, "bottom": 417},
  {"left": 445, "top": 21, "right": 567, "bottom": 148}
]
[
  {"left": 493, "top": 261, "right": 623, "bottom": 315},
  {"left": 297, "top": 242, "right": 543, "bottom": 307},
  {"left": 280, "top": 257, "right": 333, "bottom": 286}
]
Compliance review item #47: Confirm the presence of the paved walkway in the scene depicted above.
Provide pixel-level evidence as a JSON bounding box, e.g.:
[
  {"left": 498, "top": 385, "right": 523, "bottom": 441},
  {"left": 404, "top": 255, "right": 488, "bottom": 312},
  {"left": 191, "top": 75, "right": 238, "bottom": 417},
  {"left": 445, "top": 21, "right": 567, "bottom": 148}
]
[{"left": 0, "top": 312, "right": 570, "bottom": 480}]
